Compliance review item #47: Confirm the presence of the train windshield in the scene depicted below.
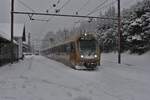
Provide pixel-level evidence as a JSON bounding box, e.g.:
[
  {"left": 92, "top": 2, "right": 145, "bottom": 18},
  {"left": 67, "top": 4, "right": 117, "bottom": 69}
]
[{"left": 79, "top": 40, "right": 96, "bottom": 55}]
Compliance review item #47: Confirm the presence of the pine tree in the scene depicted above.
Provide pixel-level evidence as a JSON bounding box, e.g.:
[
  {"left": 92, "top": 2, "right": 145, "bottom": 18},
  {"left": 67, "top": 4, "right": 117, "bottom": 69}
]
[
  {"left": 96, "top": 6, "right": 117, "bottom": 52},
  {"left": 122, "top": 0, "right": 150, "bottom": 54}
]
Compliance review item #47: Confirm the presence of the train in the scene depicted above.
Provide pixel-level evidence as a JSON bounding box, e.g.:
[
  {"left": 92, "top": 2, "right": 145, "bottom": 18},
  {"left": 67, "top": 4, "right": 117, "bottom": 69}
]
[{"left": 41, "top": 33, "right": 101, "bottom": 70}]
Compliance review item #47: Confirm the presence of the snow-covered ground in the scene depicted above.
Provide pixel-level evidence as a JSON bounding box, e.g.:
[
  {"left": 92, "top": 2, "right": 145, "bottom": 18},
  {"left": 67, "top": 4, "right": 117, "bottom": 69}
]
[{"left": 0, "top": 53, "right": 150, "bottom": 100}]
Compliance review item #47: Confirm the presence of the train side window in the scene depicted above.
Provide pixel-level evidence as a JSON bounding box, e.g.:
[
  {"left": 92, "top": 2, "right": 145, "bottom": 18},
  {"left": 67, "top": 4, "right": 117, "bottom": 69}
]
[
  {"left": 66, "top": 43, "right": 71, "bottom": 53},
  {"left": 71, "top": 42, "right": 75, "bottom": 52},
  {"left": 64, "top": 45, "right": 66, "bottom": 52},
  {"left": 63, "top": 44, "right": 66, "bottom": 52}
]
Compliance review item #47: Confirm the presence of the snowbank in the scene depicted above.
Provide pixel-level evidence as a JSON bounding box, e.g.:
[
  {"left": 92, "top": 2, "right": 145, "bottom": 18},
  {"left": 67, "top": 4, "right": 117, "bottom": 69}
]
[{"left": 0, "top": 53, "right": 149, "bottom": 100}]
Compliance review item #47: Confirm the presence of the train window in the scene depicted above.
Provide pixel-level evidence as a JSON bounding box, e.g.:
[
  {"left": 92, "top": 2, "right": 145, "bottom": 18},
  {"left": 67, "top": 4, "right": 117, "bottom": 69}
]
[
  {"left": 71, "top": 42, "right": 75, "bottom": 52},
  {"left": 63, "top": 45, "right": 66, "bottom": 52},
  {"left": 66, "top": 44, "right": 71, "bottom": 53}
]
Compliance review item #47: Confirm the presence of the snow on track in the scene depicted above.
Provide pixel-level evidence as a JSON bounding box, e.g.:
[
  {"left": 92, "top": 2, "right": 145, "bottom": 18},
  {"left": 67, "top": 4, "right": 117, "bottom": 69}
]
[{"left": 0, "top": 54, "right": 150, "bottom": 100}]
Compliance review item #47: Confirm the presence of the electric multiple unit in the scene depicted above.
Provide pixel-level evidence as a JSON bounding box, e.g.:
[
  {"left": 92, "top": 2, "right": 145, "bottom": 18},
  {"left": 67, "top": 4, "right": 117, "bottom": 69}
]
[{"left": 42, "top": 33, "right": 101, "bottom": 70}]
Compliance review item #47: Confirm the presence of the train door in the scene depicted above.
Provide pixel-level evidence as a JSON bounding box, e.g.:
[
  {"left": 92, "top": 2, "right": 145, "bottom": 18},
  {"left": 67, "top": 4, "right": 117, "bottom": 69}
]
[
  {"left": 70, "top": 42, "right": 76, "bottom": 66},
  {"left": 96, "top": 41, "right": 101, "bottom": 66}
]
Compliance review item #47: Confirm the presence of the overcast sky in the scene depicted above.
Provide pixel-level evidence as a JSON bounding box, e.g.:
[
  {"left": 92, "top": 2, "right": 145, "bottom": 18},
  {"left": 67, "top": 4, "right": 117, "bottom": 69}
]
[{"left": 0, "top": 0, "right": 142, "bottom": 40}]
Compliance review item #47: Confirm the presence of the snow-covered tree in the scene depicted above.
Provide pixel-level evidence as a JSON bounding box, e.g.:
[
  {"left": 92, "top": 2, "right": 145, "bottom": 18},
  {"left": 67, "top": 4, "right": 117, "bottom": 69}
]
[
  {"left": 122, "top": 0, "right": 150, "bottom": 54},
  {"left": 96, "top": 6, "right": 117, "bottom": 52},
  {"left": 41, "top": 31, "right": 57, "bottom": 49}
]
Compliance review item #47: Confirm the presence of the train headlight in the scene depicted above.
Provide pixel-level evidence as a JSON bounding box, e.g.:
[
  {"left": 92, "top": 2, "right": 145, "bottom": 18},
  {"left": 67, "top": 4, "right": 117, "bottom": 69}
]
[
  {"left": 81, "top": 55, "right": 84, "bottom": 58},
  {"left": 94, "top": 54, "right": 98, "bottom": 58}
]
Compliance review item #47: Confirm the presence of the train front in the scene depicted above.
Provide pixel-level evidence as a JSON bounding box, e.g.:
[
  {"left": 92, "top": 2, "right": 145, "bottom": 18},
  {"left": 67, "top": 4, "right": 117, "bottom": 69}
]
[{"left": 77, "top": 33, "right": 100, "bottom": 70}]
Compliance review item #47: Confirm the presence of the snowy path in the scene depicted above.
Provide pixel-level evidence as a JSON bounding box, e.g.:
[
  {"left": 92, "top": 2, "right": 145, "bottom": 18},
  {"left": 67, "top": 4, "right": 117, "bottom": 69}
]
[{"left": 0, "top": 54, "right": 150, "bottom": 100}]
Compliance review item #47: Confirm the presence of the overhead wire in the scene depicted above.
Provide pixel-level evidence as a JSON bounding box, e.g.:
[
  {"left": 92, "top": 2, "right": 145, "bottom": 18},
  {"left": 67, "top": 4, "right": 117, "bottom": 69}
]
[
  {"left": 86, "top": 0, "right": 108, "bottom": 16},
  {"left": 17, "top": 0, "right": 36, "bottom": 12},
  {"left": 87, "top": 0, "right": 117, "bottom": 16},
  {"left": 44, "top": 0, "right": 72, "bottom": 22},
  {"left": 72, "top": 0, "right": 92, "bottom": 27},
  {"left": 17, "top": 0, "right": 53, "bottom": 44},
  {"left": 17, "top": 0, "right": 52, "bottom": 22},
  {"left": 57, "top": 0, "right": 61, "bottom": 4},
  {"left": 39, "top": 0, "right": 62, "bottom": 33},
  {"left": 45, "top": 0, "right": 62, "bottom": 21},
  {"left": 74, "top": 0, "right": 108, "bottom": 25},
  {"left": 44, "top": 0, "right": 61, "bottom": 22},
  {"left": 36, "top": 0, "right": 62, "bottom": 40},
  {"left": 73, "top": 0, "right": 117, "bottom": 28},
  {"left": 76, "top": 0, "right": 116, "bottom": 22},
  {"left": 36, "top": 0, "right": 62, "bottom": 37},
  {"left": 75, "top": 0, "right": 90, "bottom": 15},
  {"left": 46, "top": 0, "right": 61, "bottom": 12},
  {"left": 59, "top": 0, "right": 72, "bottom": 10},
  {"left": 42, "top": 0, "right": 72, "bottom": 30}
]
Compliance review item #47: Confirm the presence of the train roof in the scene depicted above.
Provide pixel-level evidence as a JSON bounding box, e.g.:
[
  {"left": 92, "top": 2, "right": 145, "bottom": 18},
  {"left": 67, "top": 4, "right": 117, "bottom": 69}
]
[
  {"left": 41, "top": 33, "right": 97, "bottom": 51},
  {"left": 41, "top": 35, "right": 79, "bottom": 51},
  {"left": 52, "top": 35, "right": 80, "bottom": 47}
]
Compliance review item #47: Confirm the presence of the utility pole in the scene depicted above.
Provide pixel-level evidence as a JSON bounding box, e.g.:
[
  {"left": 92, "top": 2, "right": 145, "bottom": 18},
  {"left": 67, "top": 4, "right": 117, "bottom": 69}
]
[
  {"left": 11, "top": 0, "right": 14, "bottom": 64},
  {"left": 118, "top": 0, "right": 121, "bottom": 64}
]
